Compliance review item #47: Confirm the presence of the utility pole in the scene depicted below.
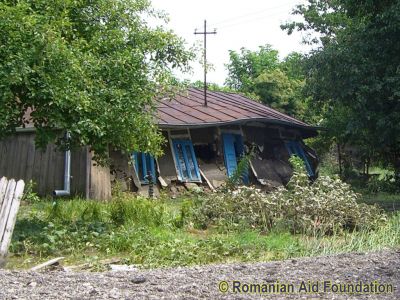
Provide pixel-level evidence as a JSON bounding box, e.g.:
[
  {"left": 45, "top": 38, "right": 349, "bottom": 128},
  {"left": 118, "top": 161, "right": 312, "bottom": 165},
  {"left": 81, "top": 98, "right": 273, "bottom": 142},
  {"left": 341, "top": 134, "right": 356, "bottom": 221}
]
[{"left": 194, "top": 20, "right": 216, "bottom": 107}]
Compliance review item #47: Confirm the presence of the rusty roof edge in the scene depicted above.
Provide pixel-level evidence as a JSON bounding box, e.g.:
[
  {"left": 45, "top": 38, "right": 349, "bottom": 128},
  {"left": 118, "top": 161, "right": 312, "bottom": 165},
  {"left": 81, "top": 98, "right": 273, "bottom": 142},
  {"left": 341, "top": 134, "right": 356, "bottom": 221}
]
[{"left": 158, "top": 117, "right": 320, "bottom": 132}]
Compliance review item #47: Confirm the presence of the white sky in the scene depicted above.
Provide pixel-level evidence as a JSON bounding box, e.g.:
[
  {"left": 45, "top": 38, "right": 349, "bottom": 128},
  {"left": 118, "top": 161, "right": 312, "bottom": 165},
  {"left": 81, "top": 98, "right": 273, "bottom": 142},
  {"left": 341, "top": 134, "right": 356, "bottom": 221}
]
[{"left": 150, "top": 0, "right": 311, "bottom": 85}]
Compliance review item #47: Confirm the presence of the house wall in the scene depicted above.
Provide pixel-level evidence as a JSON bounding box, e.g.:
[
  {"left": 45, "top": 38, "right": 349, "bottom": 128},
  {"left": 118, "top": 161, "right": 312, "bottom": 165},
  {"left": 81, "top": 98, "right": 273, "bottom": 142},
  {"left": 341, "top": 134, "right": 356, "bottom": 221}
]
[
  {"left": 89, "top": 157, "right": 112, "bottom": 200},
  {"left": 0, "top": 132, "right": 88, "bottom": 197}
]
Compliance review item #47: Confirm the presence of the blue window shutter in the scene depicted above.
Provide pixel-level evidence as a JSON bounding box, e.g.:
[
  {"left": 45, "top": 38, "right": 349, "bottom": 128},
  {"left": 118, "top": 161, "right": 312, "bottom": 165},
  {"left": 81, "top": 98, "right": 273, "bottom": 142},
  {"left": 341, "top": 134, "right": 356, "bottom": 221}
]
[
  {"left": 132, "top": 152, "right": 156, "bottom": 183},
  {"left": 148, "top": 155, "right": 156, "bottom": 182},
  {"left": 172, "top": 139, "right": 201, "bottom": 182},
  {"left": 222, "top": 134, "right": 238, "bottom": 177},
  {"left": 141, "top": 152, "right": 147, "bottom": 182},
  {"left": 189, "top": 142, "right": 201, "bottom": 181},
  {"left": 133, "top": 152, "right": 139, "bottom": 176},
  {"left": 234, "top": 134, "right": 249, "bottom": 184},
  {"left": 172, "top": 140, "right": 184, "bottom": 180}
]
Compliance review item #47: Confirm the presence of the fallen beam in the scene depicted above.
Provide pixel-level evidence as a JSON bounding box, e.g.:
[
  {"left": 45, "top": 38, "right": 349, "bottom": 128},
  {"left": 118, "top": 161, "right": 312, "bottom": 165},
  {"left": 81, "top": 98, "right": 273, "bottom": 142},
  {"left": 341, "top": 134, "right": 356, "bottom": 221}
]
[{"left": 30, "top": 257, "right": 65, "bottom": 271}]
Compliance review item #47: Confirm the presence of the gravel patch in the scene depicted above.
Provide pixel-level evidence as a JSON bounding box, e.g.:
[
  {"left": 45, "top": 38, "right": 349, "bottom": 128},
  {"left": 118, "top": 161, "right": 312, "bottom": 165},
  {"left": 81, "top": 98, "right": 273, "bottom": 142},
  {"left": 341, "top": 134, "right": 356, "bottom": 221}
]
[{"left": 0, "top": 249, "right": 398, "bottom": 299}]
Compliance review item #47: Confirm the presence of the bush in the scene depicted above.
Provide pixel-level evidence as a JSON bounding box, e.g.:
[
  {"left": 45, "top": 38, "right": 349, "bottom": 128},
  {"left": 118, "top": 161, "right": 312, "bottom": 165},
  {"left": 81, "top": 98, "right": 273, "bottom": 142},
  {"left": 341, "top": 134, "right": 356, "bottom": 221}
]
[{"left": 193, "top": 157, "right": 387, "bottom": 235}]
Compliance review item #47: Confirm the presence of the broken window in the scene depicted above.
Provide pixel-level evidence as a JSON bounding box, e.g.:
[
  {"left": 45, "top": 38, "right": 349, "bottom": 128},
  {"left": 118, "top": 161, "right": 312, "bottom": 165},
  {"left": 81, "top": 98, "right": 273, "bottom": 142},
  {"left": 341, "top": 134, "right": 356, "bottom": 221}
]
[
  {"left": 133, "top": 152, "right": 156, "bottom": 184},
  {"left": 285, "top": 141, "right": 314, "bottom": 177},
  {"left": 172, "top": 139, "right": 201, "bottom": 182}
]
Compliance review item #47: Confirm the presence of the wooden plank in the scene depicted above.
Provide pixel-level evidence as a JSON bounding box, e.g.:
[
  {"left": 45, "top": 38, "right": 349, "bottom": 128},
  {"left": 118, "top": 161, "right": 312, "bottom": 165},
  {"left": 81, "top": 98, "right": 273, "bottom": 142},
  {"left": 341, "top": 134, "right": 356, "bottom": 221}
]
[
  {"left": 199, "top": 169, "right": 215, "bottom": 191},
  {"left": 4, "top": 138, "right": 17, "bottom": 178},
  {"left": 38, "top": 145, "right": 50, "bottom": 195},
  {"left": 0, "top": 179, "right": 16, "bottom": 244},
  {"left": 81, "top": 148, "right": 88, "bottom": 195},
  {"left": 0, "top": 177, "right": 8, "bottom": 210},
  {"left": 17, "top": 134, "right": 29, "bottom": 180},
  {"left": 32, "top": 145, "right": 44, "bottom": 194},
  {"left": 45, "top": 146, "right": 55, "bottom": 193},
  {"left": 12, "top": 135, "right": 22, "bottom": 179},
  {"left": 89, "top": 158, "right": 111, "bottom": 201},
  {"left": 25, "top": 134, "right": 36, "bottom": 181},
  {"left": 85, "top": 147, "right": 90, "bottom": 199},
  {"left": 30, "top": 256, "right": 64, "bottom": 271},
  {"left": 0, "top": 141, "right": 5, "bottom": 175},
  {"left": 0, "top": 179, "right": 24, "bottom": 258}
]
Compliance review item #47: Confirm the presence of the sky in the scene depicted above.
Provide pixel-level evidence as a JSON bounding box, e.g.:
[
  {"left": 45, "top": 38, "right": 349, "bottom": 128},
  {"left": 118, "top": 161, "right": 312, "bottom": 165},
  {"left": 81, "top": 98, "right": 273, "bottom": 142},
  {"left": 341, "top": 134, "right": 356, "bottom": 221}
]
[{"left": 150, "top": 0, "right": 311, "bottom": 85}]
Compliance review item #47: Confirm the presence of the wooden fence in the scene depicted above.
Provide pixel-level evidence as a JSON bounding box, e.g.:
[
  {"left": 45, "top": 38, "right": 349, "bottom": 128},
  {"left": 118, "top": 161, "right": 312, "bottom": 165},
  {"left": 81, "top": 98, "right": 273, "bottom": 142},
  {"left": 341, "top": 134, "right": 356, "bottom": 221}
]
[
  {"left": 0, "top": 132, "right": 112, "bottom": 200},
  {"left": 0, "top": 132, "right": 88, "bottom": 197},
  {"left": 0, "top": 177, "right": 25, "bottom": 265}
]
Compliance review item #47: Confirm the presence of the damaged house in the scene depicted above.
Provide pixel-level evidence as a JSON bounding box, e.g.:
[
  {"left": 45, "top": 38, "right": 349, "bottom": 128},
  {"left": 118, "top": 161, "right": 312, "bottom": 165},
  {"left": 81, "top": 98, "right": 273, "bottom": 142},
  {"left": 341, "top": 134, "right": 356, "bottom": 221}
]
[
  {"left": 112, "top": 88, "right": 318, "bottom": 197},
  {"left": 0, "top": 88, "right": 318, "bottom": 200}
]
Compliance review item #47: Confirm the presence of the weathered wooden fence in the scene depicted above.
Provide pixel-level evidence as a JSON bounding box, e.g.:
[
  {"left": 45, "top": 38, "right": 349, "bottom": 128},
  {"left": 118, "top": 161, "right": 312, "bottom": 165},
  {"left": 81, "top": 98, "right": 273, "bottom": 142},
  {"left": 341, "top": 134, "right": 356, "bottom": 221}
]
[
  {"left": 0, "top": 132, "right": 87, "bottom": 197},
  {"left": 0, "top": 177, "right": 25, "bottom": 266}
]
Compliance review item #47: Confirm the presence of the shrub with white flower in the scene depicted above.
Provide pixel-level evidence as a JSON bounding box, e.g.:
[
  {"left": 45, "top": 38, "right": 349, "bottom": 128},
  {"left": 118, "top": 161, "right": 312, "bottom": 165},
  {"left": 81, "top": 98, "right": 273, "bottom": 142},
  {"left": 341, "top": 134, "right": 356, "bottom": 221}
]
[{"left": 193, "top": 156, "right": 386, "bottom": 236}]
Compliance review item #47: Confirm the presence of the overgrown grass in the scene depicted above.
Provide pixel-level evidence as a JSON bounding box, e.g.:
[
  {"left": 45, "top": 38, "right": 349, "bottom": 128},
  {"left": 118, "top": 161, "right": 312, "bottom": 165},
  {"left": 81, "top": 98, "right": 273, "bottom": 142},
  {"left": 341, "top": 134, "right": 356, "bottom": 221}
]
[
  {"left": 301, "top": 212, "right": 400, "bottom": 256},
  {"left": 7, "top": 193, "right": 400, "bottom": 270},
  {"left": 6, "top": 159, "right": 399, "bottom": 269},
  {"left": 8, "top": 197, "right": 305, "bottom": 268}
]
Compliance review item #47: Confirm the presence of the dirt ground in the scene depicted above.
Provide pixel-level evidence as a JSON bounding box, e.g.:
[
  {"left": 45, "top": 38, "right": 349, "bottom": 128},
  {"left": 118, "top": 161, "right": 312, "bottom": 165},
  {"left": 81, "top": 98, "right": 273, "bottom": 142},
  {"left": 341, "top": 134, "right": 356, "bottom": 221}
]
[{"left": 0, "top": 249, "right": 399, "bottom": 299}]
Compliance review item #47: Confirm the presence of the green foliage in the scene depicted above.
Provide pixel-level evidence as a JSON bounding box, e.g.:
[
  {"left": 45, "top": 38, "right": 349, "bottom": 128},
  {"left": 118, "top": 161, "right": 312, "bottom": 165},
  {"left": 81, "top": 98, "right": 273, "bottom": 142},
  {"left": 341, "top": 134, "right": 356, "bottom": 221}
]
[
  {"left": 225, "top": 152, "right": 252, "bottom": 190},
  {"left": 282, "top": 0, "right": 400, "bottom": 184},
  {"left": 225, "top": 45, "right": 308, "bottom": 118},
  {"left": 194, "top": 167, "right": 386, "bottom": 235},
  {"left": 21, "top": 180, "right": 41, "bottom": 203},
  {"left": 225, "top": 45, "right": 280, "bottom": 91},
  {"left": 288, "top": 155, "right": 308, "bottom": 175},
  {"left": 0, "top": 0, "right": 193, "bottom": 160},
  {"left": 8, "top": 191, "right": 399, "bottom": 269}
]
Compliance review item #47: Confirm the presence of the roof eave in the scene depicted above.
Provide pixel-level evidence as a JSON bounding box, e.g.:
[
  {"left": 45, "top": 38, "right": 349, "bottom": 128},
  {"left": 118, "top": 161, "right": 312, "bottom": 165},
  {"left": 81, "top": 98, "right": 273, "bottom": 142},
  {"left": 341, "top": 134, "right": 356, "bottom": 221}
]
[{"left": 159, "top": 118, "right": 319, "bottom": 138}]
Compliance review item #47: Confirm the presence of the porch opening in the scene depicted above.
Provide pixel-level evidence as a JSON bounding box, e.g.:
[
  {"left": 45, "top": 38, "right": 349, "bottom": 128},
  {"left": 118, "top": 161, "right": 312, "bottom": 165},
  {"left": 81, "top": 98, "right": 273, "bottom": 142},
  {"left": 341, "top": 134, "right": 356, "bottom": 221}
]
[{"left": 193, "top": 143, "right": 217, "bottom": 163}]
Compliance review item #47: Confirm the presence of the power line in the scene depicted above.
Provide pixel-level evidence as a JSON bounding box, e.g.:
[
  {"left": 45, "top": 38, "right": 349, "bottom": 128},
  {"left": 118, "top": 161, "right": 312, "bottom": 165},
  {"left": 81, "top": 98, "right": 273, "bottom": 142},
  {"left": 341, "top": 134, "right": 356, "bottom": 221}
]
[
  {"left": 217, "top": 9, "right": 293, "bottom": 30},
  {"left": 212, "top": 1, "right": 295, "bottom": 26}
]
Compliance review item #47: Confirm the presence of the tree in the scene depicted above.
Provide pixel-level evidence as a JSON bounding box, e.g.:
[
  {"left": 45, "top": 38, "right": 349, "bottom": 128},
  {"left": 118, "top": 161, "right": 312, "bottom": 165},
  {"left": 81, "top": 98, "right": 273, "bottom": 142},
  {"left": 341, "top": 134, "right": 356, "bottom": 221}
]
[
  {"left": 0, "top": 0, "right": 193, "bottom": 161},
  {"left": 225, "top": 45, "right": 279, "bottom": 92},
  {"left": 225, "top": 45, "right": 307, "bottom": 118},
  {"left": 282, "top": 0, "right": 400, "bottom": 182}
]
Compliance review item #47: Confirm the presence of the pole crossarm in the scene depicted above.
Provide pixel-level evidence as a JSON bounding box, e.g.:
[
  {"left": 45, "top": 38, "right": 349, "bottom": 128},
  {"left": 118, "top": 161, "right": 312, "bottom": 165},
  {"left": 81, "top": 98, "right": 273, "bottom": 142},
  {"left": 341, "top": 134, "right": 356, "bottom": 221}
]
[{"left": 194, "top": 20, "right": 217, "bottom": 107}]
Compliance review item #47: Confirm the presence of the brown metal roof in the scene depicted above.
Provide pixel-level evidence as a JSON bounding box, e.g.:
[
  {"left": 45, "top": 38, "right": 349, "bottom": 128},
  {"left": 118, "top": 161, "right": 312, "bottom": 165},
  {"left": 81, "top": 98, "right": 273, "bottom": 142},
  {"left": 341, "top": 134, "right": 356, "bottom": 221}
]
[{"left": 157, "top": 88, "right": 316, "bottom": 132}]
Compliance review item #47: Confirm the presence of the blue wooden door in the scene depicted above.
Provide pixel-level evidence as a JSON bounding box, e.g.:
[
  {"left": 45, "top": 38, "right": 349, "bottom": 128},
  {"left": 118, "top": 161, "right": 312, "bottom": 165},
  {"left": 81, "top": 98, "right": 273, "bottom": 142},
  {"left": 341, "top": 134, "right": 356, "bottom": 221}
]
[
  {"left": 234, "top": 134, "right": 249, "bottom": 184},
  {"left": 222, "top": 133, "right": 238, "bottom": 177},
  {"left": 222, "top": 133, "right": 249, "bottom": 184}
]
